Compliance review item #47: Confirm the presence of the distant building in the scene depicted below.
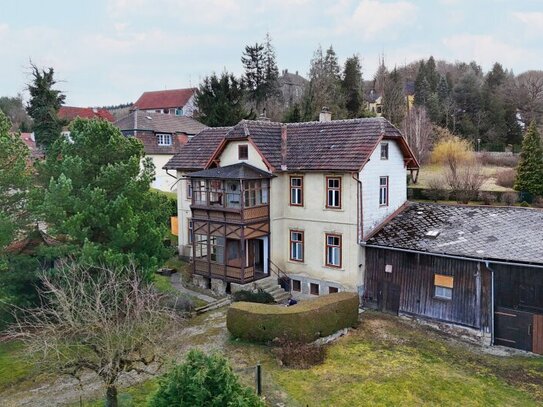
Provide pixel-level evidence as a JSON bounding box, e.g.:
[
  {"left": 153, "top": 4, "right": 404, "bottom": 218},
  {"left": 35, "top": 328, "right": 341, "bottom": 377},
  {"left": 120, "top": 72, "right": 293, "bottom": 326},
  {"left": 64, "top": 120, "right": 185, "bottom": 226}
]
[
  {"left": 132, "top": 88, "right": 197, "bottom": 117},
  {"left": 278, "top": 69, "right": 308, "bottom": 107},
  {"left": 58, "top": 106, "right": 115, "bottom": 122},
  {"left": 364, "top": 80, "right": 415, "bottom": 117},
  {"left": 115, "top": 110, "right": 207, "bottom": 191},
  {"left": 19, "top": 132, "right": 44, "bottom": 160}
]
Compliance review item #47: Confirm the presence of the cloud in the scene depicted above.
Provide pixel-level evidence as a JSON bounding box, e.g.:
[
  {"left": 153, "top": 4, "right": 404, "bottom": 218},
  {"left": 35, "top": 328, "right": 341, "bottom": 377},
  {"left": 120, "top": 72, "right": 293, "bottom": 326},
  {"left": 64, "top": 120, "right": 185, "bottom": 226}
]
[
  {"left": 513, "top": 11, "right": 543, "bottom": 26},
  {"left": 340, "top": 0, "right": 417, "bottom": 41},
  {"left": 441, "top": 34, "right": 537, "bottom": 72}
]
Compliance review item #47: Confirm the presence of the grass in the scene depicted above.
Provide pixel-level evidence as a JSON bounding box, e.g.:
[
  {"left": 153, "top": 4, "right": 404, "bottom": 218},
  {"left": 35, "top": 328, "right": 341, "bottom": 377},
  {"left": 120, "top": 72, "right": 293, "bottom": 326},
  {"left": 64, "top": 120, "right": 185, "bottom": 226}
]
[
  {"left": 267, "top": 312, "right": 543, "bottom": 406},
  {"left": 414, "top": 164, "right": 514, "bottom": 192},
  {"left": 0, "top": 341, "right": 33, "bottom": 391},
  {"left": 78, "top": 379, "right": 159, "bottom": 407}
]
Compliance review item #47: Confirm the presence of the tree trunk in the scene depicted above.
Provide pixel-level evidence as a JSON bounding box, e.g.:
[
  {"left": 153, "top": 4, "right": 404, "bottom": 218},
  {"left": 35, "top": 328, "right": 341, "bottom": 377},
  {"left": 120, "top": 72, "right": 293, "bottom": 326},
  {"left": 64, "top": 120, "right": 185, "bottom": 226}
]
[{"left": 105, "top": 385, "right": 118, "bottom": 407}]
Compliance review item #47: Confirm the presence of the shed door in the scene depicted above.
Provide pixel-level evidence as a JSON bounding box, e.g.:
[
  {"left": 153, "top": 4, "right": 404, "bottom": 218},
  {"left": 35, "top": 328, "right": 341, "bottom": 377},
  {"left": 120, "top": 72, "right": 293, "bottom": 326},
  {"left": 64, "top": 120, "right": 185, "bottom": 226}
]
[
  {"left": 379, "top": 282, "right": 400, "bottom": 315},
  {"left": 494, "top": 307, "right": 533, "bottom": 352}
]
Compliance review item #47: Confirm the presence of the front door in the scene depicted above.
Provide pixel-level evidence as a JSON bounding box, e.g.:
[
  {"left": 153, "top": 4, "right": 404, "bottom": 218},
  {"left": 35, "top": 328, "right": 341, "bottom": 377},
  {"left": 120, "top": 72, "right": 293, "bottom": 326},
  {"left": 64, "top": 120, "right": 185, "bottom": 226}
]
[{"left": 253, "top": 239, "right": 264, "bottom": 272}]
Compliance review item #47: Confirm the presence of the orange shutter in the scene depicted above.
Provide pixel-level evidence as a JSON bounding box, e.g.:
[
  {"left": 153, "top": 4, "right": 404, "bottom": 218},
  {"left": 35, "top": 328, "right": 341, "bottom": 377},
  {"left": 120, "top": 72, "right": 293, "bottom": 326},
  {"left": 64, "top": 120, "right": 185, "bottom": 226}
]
[
  {"left": 170, "top": 216, "right": 178, "bottom": 236},
  {"left": 434, "top": 274, "right": 454, "bottom": 288}
]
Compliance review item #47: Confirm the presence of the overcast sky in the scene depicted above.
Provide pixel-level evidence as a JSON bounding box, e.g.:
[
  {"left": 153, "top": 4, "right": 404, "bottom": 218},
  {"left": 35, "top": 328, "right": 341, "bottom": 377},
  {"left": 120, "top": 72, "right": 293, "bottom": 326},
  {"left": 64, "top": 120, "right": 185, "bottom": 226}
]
[{"left": 2, "top": 0, "right": 542, "bottom": 106}]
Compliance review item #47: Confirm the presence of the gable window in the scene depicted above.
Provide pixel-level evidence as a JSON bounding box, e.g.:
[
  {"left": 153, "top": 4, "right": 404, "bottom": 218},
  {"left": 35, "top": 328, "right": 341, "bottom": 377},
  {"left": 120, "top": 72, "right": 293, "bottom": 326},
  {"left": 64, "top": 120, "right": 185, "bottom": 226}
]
[
  {"left": 238, "top": 145, "right": 249, "bottom": 160},
  {"left": 326, "top": 177, "right": 341, "bottom": 208},
  {"left": 188, "top": 219, "right": 193, "bottom": 244},
  {"left": 325, "top": 233, "right": 342, "bottom": 268},
  {"left": 434, "top": 274, "right": 453, "bottom": 300},
  {"left": 381, "top": 143, "right": 389, "bottom": 160},
  {"left": 379, "top": 176, "right": 389, "bottom": 206},
  {"left": 290, "top": 230, "right": 304, "bottom": 262},
  {"left": 157, "top": 133, "right": 172, "bottom": 146},
  {"left": 290, "top": 176, "right": 303, "bottom": 206}
]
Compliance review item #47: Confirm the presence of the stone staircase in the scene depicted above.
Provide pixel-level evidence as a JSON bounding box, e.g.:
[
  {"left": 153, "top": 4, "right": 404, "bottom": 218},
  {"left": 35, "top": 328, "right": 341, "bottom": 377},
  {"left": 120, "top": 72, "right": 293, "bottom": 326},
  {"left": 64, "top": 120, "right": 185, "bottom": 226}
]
[{"left": 253, "top": 276, "right": 291, "bottom": 303}]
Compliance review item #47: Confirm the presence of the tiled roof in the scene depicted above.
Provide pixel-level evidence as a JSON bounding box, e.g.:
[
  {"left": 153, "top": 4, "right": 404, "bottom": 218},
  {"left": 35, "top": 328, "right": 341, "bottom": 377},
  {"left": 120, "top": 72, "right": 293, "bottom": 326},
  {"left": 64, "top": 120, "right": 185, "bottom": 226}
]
[
  {"left": 115, "top": 111, "right": 207, "bottom": 135},
  {"left": 19, "top": 132, "right": 44, "bottom": 159},
  {"left": 164, "top": 127, "right": 230, "bottom": 170},
  {"left": 366, "top": 202, "right": 543, "bottom": 266},
  {"left": 188, "top": 163, "right": 273, "bottom": 180},
  {"left": 58, "top": 106, "right": 115, "bottom": 122},
  {"left": 133, "top": 88, "right": 196, "bottom": 110},
  {"left": 165, "top": 117, "right": 415, "bottom": 172}
]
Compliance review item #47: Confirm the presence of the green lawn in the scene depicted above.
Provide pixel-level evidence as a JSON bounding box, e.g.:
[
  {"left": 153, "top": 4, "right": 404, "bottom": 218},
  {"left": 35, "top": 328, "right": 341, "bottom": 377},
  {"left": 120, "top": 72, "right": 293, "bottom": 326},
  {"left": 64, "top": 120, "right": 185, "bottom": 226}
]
[{"left": 0, "top": 341, "right": 34, "bottom": 391}]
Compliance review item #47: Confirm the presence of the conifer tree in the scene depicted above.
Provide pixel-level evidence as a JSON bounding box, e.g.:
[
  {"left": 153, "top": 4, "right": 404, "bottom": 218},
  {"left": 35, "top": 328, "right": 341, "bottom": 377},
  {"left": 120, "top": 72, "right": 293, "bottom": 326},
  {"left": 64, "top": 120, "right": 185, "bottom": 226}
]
[
  {"left": 383, "top": 68, "right": 406, "bottom": 126},
  {"left": 515, "top": 121, "right": 543, "bottom": 197},
  {"left": 342, "top": 55, "right": 364, "bottom": 118}
]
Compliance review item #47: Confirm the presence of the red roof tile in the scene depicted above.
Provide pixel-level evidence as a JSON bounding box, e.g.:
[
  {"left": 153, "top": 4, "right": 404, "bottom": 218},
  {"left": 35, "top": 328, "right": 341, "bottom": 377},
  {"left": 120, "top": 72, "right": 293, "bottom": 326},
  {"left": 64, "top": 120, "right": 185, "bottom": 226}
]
[
  {"left": 133, "top": 88, "right": 197, "bottom": 110},
  {"left": 58, "top": 106, "right": 115, "bottom": 122}
]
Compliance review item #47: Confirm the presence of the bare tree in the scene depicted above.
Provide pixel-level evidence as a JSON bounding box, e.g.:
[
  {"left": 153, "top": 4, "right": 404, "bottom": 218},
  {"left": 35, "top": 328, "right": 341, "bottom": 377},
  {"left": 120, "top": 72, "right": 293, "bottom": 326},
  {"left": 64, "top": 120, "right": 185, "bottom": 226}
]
[
  {"left": 402, "top": 105, "right": 434, "bottom": 163},
  {"left": 6, "top": 261, "right": 179, "bottom": 407},
  {"left": 445, "top": 161, "right": 486, "bottom": 203},
  {"left": 516, "top": 70, "right": 543, "bottom": 124}
]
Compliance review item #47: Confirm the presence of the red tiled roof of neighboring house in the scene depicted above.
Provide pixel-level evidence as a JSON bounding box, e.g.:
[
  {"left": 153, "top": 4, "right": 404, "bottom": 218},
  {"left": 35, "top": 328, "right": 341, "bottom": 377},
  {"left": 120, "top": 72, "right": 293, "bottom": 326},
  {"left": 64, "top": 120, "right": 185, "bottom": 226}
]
[
  {"left": 133, "top": 88, "right": 197, "bottom": 110},
  {"left": 19, "top": 132, "right": 44, "bottom": 159},
  {"left": 58, "top": 106, "right": 115, "bottom": 122},
  {"left": 164, "top": 117, "right": 419, "bottom": 172},
  {"left": 115, "top": 111, "right": 207, "bottom": 135}
]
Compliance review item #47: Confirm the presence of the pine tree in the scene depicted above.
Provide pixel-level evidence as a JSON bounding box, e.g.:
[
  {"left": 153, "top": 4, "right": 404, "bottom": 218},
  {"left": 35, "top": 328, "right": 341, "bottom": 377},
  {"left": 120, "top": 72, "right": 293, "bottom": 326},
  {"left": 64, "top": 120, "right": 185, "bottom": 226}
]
[
  {"left": 241, "top": 43, "right": 266, "bottom": 111},
  {"left": 425, "top": 56, "right": 439, "bottom": 92},
  {"left": 342, "top": 55, "right": 364, "bottom": 118},
  {"left": 383, "top": 68, "right": 406, "bottom": 126},
  {"left": 515, "top": 121, "right": 543, "bottom": 197},
  {"left": 263, "top": 32, "right": 280, "bottom": 100},
  {"left": 414, "top": 61, "right": 427, "bottom": 106},
  {"left": 195, "top": 72, "right": 249, "bottom": 127},
  {"left": 26, "top": 64, "right": 65, "bottom": 150}
]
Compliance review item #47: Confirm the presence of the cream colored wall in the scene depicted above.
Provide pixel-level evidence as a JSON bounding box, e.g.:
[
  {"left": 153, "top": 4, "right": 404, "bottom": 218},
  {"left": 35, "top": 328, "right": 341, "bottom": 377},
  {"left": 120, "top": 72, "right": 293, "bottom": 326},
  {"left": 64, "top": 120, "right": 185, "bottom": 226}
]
[
  {"left": 217, "top": 140, "right": 270, "bottom": 171},
  {"left": 147, "top": 154, "right": 177, "bottom": 192},
  {"left": 176, "top": 170, "right": 193, "bottom": 257},
  {"left": 269, "top": 172, "right": 363, "bottom": 291}
]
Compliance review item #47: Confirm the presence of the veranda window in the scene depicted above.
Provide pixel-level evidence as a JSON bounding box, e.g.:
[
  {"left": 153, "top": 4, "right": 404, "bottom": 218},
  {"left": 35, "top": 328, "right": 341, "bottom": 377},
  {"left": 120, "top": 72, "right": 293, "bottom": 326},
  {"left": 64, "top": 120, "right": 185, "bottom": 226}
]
[
  {"left": 210, "top": 236, "right": 225, "bottom": 264},
  {"left": 194, "top": 234, "right": 208, "bottom": 259},
  {"left": 193, "top": 180, "right": 207, "bottom": 205}
]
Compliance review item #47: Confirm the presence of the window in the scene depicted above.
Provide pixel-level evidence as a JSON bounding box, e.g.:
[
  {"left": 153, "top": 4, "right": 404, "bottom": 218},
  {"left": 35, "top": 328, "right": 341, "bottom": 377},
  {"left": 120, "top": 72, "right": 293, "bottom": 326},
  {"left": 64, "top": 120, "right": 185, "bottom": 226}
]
[
  {"left": 175, "top": 108, "right": 183, "bottom": 116},
  {"left": 157, "top": 133, "right": 172, "bottom": 146},
  {"left": 381, "top": 143, "right": 389, "bottom": 160},
  {"left": 326, "top": 177, "right": 341, "bottom": 208},
  {"left": 290, "top": 230, "right": 304, "bottom": 262},
  {"left": 310, "top": 283, "right": 320, "bottom": 295},
  {"left": 238, "top": 144, "right": 249, "bottom": 160},
  {"left": 292, "top": 279, "right": 301, "bottom": 292},
  {"left": 379, "top": 176, "right": 389, "bottom": 206},
  {"left": 243, "top": 180, "right": 267, "bottom": 207},
  {"left": 194, "top": 234, "right": 208, "bottom": 259},
  {"left": 434, "top": 274, "right": 453, "bottom": 300},
  {"left": 188, "top": 219, "right": 193, "bottom": 244},
  {"left": 325, "top": 234, "right": 342, "bottom": 268},
  {"left": 329, "top": 286, "right": 339, "bottom": 294},
  {"left": 186, "top": 181, "right": 192, "bottom": 200},
  {"left": 210, "top": 236, "right": 225, "bottom": 264},
  {"left": 193, "top": 180, "right": 207, "bottom": 205},
  {"left": 290, "top": 176, "right": 303, "bottom": 206},
  {"left": 209, "top": 180, "right": 224, "bottom": 206}
]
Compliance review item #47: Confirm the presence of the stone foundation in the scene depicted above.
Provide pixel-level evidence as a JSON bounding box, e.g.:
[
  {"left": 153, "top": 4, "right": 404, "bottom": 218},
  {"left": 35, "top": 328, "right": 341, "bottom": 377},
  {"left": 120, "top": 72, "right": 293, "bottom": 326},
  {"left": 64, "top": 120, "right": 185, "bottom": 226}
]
[
  {"left": 192, "top": 275, "right": 209, "bottom": 290},
  {"left": 211, "top": 278, "right": 227, "bottom": 296}
]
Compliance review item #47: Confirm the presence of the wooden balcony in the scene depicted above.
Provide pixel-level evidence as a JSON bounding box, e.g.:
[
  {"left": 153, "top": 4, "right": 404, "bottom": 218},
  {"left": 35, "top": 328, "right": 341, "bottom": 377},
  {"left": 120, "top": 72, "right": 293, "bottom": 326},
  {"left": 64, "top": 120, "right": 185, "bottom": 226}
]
[
  {"left": 191, "top": 204, "right": 269, "bottom": 222},
  {"left": 193, "top": 258, "right": 256, "bottom": 284}
]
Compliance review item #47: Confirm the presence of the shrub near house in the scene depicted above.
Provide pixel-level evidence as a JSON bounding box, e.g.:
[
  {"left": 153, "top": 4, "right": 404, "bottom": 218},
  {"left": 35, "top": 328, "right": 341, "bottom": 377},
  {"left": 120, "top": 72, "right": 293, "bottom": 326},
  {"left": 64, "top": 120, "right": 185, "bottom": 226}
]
[{"left": 227, "top": 292, "right": 359, "bottom": 343}]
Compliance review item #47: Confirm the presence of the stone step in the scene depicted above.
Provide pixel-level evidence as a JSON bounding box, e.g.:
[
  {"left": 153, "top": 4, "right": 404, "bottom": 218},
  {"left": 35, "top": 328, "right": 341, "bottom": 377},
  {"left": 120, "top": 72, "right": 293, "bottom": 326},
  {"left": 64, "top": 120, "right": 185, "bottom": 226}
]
[
  {"left": 195, "top": 298, "right": 230, "bottom": 314},
  {"left": 274, "top": 292, "right": 291, "bottom": 303}
]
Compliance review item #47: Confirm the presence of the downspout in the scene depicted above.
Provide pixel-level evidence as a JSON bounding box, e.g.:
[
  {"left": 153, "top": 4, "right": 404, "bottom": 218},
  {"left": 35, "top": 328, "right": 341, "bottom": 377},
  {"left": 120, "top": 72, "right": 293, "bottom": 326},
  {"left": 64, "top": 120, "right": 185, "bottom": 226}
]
[
  {"left": 485, "top": 261, "right": 496, "bottom": 346},
  {"left": 351, "top": 172, "right": 363, "bottom": 244}
]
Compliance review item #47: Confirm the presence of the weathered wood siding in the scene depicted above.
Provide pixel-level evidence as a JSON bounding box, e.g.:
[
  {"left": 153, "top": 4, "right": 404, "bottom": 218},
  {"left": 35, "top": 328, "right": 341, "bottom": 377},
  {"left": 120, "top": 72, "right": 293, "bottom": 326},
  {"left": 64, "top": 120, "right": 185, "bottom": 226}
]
[
  {"left": 365, "top": 247, "right": 491, "bottom": 330},
  {"left": 493, "top": 263, "right": 543, "bottom": 312}
]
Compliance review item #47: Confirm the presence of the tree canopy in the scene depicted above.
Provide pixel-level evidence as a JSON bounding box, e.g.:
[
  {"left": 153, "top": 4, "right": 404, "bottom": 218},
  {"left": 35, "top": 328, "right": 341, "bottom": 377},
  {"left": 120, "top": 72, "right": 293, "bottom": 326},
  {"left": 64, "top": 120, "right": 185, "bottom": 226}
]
[
  {"left": 515, "top": 121, "right": 543, "bottom": 197},
  {"left": 32, "top": 118, "right": 171, "bottom": 278}
]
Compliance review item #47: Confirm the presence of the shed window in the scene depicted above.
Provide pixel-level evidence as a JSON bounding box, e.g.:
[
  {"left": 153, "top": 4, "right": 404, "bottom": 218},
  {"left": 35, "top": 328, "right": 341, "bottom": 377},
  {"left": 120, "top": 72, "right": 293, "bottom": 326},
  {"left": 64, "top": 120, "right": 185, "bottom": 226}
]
[
  {"left": 157, "top": 133, "right": 172, "bottom": 146},
  {"left": 238, "top": 145, "right": 249, "bottom": 160},
  {"left": 381, "top": 143, "right": 389, "bottom": 160},
  {"left": 434, "top": 274, "right": 453, "bottom": 300},
  {"left": 290, "top": 176, "right": 303, "bottom": 206}
]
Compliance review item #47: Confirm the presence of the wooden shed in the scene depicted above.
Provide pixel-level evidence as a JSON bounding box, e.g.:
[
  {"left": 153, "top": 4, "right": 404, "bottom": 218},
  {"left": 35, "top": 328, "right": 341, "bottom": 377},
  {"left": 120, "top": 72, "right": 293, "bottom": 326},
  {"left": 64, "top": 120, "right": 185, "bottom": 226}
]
[{"left": 364, "top": 203, "right": 543, "bottom": 354}]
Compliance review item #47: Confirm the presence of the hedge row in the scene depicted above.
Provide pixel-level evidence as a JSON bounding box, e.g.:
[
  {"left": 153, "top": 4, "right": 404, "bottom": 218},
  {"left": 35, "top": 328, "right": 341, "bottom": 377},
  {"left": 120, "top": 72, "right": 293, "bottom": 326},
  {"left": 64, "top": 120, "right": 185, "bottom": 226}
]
[{"left": 226, "top": 292, "right": 359, "bottom": 343}]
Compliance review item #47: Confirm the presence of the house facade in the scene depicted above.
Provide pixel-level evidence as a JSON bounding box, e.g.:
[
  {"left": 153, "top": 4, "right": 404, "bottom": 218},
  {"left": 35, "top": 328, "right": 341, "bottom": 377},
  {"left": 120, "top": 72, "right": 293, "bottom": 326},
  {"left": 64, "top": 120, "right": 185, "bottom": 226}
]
[
  {"left": 165, "top": 115, "right": 419, "bottom": 294},
  {"left": 132, "top": 88, "right": 197, "bottom": 117},
  {"left": 115, "top": 110, "right": 207, "bottom": 191}
]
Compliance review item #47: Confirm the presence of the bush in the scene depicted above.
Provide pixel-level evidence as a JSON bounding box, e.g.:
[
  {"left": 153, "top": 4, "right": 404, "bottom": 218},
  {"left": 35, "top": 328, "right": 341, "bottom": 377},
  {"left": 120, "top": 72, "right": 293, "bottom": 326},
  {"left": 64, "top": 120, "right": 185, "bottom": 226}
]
[
  {"left": 161, "top": 294, "right": 194, "bottom": 313},
  {"left": 520, "top": 201, "right": 530, "bottom": 207},
  {"left": 227, "top": 292, "right": 359, "bottom": 343},
  {"left": 148, "top": 350, "right": 264, "bottom": 407},
  {"left": 501, "top": 192, "right": 518, "bottom": 206},
  {"left": 232, "top": 289, "right": 275, "bottom": 304},
  {"left": 423, "top": 176, "right": 449, "bottom": 202},
  {"left": 479, "top": 153, "right": 519, "bottom": 167},
  {"left": 496, "top": 168, "right": 516, "bottom": 189},
  {"left": 533, "top": 196, "right": 543, "bottom": 208},
  {"left": 273, "top": 336, "right": 327, "bottom": 369},
  {"left": 480, "top": 192, "right": 497, "bottom": 206}
]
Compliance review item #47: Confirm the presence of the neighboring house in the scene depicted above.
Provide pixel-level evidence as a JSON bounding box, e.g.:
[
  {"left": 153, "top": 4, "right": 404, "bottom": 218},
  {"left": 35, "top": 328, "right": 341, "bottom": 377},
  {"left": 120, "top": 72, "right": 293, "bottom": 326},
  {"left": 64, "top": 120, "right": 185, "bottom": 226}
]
[
  {"left": 278, "top": 69, "right": 308, "bottom": 107},
  {"left": 58, "top": 106, "right": 115, "bottom": 122},
  {"left": 364, "top": 203, "right": 543, "bottom": 354},
  {"left": 19, "top": 132, "right": 44, "bottom": 160},
  {"left": 365, "top": 81, "right": 415, "bottom": 116},
  {"left": 132, "top": 88, "right": 197, "bottom": 117},
  {"left": 164, "top": 113, "right": 419, "bottom": 296},
  {"left": 115, "top": 110, "right": 207, "bottom": 191}
]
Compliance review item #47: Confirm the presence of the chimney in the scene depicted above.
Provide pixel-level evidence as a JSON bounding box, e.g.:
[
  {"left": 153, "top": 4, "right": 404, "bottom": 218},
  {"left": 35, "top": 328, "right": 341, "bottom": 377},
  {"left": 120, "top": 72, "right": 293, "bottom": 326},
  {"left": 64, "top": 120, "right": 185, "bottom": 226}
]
[
  {"left": 281, "top": 125, "right": 288, "bottom": 171},
  {"left": 133, "top": 109, "right": 138, "bottom": 137},
  {"left": 295, "top": 70, "right": 299, "bottom": 75},
  {"left": 258, "top": 108, "right": 271, "bottom": 122},
  {"left": 319, "top": 107, "right": 332, "bottom": 122}
]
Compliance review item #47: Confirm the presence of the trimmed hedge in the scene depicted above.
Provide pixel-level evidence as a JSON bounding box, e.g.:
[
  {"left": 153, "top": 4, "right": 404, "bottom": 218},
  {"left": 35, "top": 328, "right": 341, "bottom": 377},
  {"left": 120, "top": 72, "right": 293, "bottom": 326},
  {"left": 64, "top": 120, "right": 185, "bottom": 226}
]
[
  {"left": 226, "top": 292, "right": 359, "bottom": 343},
  {"left": 232, "top": 289, "right": 275, "bottom": 304}
]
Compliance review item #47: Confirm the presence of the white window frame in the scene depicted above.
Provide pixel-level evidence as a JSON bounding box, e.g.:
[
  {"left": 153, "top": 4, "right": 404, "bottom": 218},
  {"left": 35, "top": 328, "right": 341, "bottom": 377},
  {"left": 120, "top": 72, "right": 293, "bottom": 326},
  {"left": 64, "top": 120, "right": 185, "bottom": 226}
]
[
  {"left": 379, "top": 176, "right": 389, "bottom": 206},
  {"left": 157, "top": 133, "right": 172, "bottom": 146}
]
